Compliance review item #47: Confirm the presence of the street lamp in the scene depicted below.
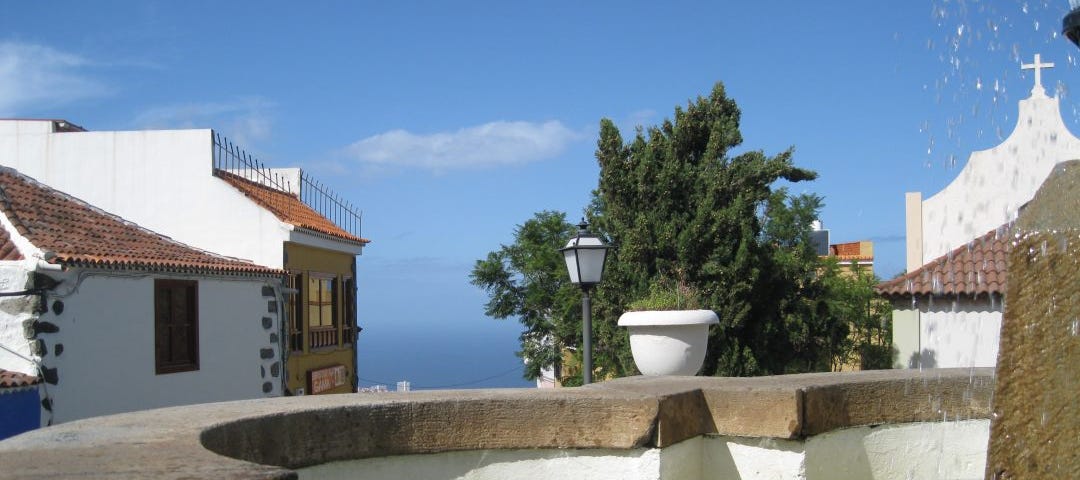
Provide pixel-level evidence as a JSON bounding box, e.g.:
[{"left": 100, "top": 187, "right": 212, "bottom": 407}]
[
  {"left": 560, "top": 219, "right": 612, "bottom": 385},
  {"left": 1065, "top": 0, "right": 1080, "bottom": 48}
]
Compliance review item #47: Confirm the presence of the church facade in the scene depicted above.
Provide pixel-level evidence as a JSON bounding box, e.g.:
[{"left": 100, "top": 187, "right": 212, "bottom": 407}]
[{"left": 880, "top": 54, "right": 1080, "bottom": 368}]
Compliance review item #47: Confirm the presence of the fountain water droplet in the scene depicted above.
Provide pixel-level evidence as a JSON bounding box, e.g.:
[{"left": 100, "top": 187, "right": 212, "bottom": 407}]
[{"left": 1071, "top": 318, "right": 1079, "bottom": 337}]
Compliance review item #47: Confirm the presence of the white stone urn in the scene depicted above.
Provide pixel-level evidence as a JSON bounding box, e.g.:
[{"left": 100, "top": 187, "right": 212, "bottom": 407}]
[{"left": 617, "top": 309, "right": 719, "bottom": 376}]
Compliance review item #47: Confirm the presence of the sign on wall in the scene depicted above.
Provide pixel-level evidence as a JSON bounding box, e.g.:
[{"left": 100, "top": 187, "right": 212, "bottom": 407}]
[{"left": 308, "top": 364, "right": 347, "bottom": 394}]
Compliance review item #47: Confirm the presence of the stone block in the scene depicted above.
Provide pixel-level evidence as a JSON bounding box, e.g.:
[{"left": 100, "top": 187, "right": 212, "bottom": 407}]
[
  {"left": 29, "top": 338, "right": 46, "bottom": 356},
  {"left": 260, "top": 348, "right": 275, "bottom": 360}
]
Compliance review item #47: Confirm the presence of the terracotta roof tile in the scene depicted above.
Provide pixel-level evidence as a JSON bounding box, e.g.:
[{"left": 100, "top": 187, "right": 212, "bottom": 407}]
[
  {"left": 0, "top": 369, "right": 40, "bottom": 388},
  {"left": 876, "top": 225, "right": 1010, "bottom": 298},
  {"left": 217, "top": 171, "right": 369, "bottom": 245},
  {"left": 0, "top": 224, "right": 24, "bottom": 261},
  {"left": 0, "top": 168, "right": 281, "bottom": 276}
]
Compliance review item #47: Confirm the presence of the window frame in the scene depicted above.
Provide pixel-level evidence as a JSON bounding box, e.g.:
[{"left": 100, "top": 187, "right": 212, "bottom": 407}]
[{"left": 307, "top": 273, "right": 340, "bottom": 350}]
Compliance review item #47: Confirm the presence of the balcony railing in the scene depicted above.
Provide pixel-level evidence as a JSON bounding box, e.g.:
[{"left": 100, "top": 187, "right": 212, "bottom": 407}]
[
  {"left": 211, "top": 131, "right": 363, "bottom": 240},
  {"left": 308, "top": 326, "right": 338, "bottom": 350}
]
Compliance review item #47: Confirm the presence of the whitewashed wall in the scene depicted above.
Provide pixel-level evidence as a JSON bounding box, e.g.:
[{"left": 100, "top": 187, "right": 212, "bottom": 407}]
[
  {"left": 918, "top": 297, "right": 1002, "bottom": 369},
  {"left": 299, "top": 420, "right": 989, "bottom": 480},
  {"left": 0, "top": 264, "right": 37, "bottom": 376},
  {"left": 38, "top": 270, "right": 279, "bottom": 424},
  {"left": 0, "top": 122, "right": 289, "bottom": 268},
  {"left": 919, "top": 94, "right": 1080, "bottom": 264}
]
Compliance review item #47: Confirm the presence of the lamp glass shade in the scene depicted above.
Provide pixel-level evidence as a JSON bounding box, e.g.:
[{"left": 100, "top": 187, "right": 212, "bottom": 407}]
[{"left": 562, "top": 235, "right": 609, "bottom": 286}]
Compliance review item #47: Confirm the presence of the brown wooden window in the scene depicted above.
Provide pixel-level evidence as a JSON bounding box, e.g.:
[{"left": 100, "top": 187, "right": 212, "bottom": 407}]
[
  {"left": 155, "top": 279, "right": 199, "bottom": 374},
  {"left": 342, "top": 277, "right": 356, "bottom": 343},
  {"left": 307, "top": 275, "right": 338, "bottom": 349},
  {"left": 286, "top": 274, "right": 304, "bottom": 352}
]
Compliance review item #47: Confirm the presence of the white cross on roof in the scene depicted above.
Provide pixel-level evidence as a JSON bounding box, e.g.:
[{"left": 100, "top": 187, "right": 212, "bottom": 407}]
[{"left": 1021, "top": 53, "right": 1055, "bottom": 97}]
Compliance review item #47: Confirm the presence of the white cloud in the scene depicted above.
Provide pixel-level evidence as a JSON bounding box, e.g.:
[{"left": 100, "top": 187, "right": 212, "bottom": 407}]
[
  {"left": 0, "top": 41, "right": 107, "bottom": 115},
  {"left": 133, "top": 97, "right": 274, "bottom": 147},
  {"left": 344, "top": 120, "right": 585, "bottom": 172}
]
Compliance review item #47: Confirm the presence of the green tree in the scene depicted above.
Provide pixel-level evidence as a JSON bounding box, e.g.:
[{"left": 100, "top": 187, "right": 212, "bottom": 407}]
[
  {"left": 817, "top": 261, "right": 895, "bottom": 370},
  {"left": 587, "top": 82, "right": 829, "bottom": 377},
  {"left": 470, "top": 211, "right": 580, "bottom": 381}
]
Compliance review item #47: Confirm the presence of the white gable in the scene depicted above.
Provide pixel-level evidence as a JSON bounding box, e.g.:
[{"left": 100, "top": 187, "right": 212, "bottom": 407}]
[{"left": 914, "top": 58, "right": 1080, "bottom": 265}]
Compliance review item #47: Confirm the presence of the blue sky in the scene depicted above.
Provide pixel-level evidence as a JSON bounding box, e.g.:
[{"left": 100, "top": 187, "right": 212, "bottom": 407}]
[{"left": 4, "top": 1, "right": 1077, "bottom": 388}]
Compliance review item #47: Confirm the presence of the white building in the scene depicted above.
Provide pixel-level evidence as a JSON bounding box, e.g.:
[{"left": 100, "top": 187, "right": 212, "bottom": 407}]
[
  {"left": 882, "top": 54, "right": 1080, "bottom": 368},
  {"left": 0, "top": 167, "right": 284, "bottom": 426},
  {"left": 0, "top": 120, "right": 369, "bottom": 396}
]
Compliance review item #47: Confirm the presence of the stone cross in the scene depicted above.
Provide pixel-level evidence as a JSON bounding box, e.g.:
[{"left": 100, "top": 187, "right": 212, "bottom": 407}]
[{"left": 1021, "top": 53, "right": 1055, "bottom": 97}]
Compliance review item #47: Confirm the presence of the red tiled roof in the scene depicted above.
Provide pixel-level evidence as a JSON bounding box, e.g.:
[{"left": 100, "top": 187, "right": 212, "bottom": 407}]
[
  {"left": 217, "top": 172, "right": 369, "bottom": 245},
  {"left": 0, "top": 168, "right": 282, "bottom": 276},
  {"left": 832, "top": 254, "right": 873, "bottom": 262},
  {"left": 0, "top": 369, "right": 40, "bottom": 388},
  {"left": 876, "top": 226, "right": 1010, "bottom": 298}
]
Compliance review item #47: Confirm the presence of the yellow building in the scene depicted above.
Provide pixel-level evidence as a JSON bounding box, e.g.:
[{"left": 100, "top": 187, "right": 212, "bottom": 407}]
[
  {"left": 825, "top": 240, "right": 874, "bottom": 276},
  {"left": 220, "top": 173, "right": 369, "bottom": 395}
]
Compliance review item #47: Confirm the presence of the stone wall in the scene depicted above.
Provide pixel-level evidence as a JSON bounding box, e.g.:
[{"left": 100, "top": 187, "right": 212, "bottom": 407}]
[{"left": 0, "top": 369, "right": 994, "bottom": 479}]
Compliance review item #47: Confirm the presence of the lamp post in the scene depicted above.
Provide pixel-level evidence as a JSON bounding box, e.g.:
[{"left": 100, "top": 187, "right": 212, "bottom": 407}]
[{"left": 560, "top": 219, "right": 612, "bottom": 385}]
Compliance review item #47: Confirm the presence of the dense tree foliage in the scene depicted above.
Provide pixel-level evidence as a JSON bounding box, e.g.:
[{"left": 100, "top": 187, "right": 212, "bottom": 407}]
[{"left": 587, "top": 82, "right": 831, "bottom": 377}]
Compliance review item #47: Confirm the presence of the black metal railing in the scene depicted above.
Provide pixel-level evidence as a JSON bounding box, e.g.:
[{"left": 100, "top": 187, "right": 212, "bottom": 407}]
[{"left": 211, "top": 131, "right": 363, "bottom": 239}]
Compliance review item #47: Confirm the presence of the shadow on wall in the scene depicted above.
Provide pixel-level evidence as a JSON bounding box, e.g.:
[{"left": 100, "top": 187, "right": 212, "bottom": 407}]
[
  {"left": 706, "top": 436, "right": 807, "bottom": 479},
  {"left": 908, "top": 349, "right": 937, "bottom": 369}
]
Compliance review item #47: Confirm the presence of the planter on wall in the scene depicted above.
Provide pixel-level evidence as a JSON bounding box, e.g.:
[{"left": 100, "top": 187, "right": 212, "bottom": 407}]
[{"left": 617, "top": 310, "right": 719, "bottom": 376}]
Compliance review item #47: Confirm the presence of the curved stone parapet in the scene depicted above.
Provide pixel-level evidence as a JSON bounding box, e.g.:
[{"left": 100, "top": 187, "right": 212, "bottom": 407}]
[{"left": 0, "top": 368, "right": 994, "bottom": 479}]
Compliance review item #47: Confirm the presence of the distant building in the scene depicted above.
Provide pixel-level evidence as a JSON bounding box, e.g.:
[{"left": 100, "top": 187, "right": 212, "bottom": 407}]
[
  {"left": 813, "top": 222, "right": 874, "bottom": 275},
  {"left": 825, "top": 240, "right": 874, "bottom": 275},
  {"left": 881, "top": 54, "right": 1080, "bottom": 369},
  {"left": 0, "top": 167, "right": 283, "bottom": 427},
  {"left": 0, "top": 120, "right": 368, "bottom": 397}
]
